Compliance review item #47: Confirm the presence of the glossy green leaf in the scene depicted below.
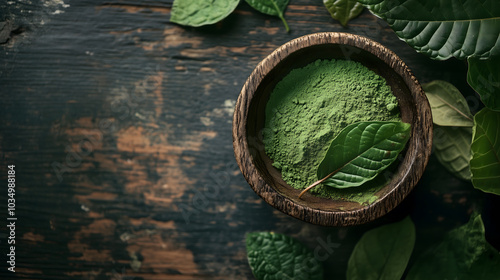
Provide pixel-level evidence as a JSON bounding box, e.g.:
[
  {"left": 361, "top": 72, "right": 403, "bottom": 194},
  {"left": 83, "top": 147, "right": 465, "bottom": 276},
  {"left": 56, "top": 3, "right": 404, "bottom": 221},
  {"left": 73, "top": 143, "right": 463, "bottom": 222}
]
[
  {"left": 423, "top": 80, "right": 474, "bottom": 127},
  {"left": 347, "top": 216, "right": 415, "bottom": 280},
  {"left": 467, "top": 56, "right": 500, "bottom": 111},
  {"left": 170, "top": 0, "right": 240, "bottom": 27},
  {"left": 318, "top": 121, "right": 411, "bottom": 189},
  {"left": 246, "top": 232, "right": 323, "bottom": 280},
  {"left": 407, "top": 214, "right": 500, "bottom": 279},
  {"left": 433, "top": 125, "right": 472, "bottom": 181},
  {"left": 358, "top": 0, "right": 500, "bottom": 60},
  {"left": 324, "top": 0, "right": 364, "bottom": 26},
  {"left": 470, "top": 108, "right": 500, "bottom": 195},
  {"left": 245, "top": 0, "right": 290, "bottom": 32}
]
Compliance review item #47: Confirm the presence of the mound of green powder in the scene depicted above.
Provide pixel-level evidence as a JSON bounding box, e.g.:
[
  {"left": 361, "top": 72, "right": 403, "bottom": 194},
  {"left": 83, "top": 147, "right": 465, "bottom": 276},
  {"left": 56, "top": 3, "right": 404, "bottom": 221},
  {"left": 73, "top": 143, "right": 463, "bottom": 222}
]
[{"left": 263, "top": 59, "right": 400, "bottom": 205}]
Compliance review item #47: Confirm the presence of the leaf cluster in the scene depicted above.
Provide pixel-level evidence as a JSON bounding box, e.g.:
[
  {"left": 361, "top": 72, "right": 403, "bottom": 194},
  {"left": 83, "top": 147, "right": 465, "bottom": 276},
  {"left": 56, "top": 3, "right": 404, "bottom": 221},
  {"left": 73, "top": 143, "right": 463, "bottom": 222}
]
[
  {"left": 246, "top": 215, "right": 500, "bottom": 280},
  {"left": 357, "top": 0, "right": 500, "bottom": 112},
  {"left": 170, "top": 0, "right": 371, "bottom": 32},
  {"left": 170, "top": 0, "right": 290, "bottom": 31},
  {"left": 423, "top": 80, "right": 500, "bottom": 194}
]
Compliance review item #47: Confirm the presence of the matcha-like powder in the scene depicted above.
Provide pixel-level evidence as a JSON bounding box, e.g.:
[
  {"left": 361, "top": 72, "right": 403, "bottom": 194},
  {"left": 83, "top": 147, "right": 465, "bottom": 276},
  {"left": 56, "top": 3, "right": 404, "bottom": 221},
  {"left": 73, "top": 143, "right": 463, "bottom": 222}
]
[{"left": 263, "top": 59, "right": 400, "bottom": 205}]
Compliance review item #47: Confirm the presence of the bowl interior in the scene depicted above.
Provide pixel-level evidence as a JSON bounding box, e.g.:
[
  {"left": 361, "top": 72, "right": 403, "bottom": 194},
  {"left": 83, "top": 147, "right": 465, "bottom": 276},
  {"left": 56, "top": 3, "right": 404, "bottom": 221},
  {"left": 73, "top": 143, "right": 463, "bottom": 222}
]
[{"left": 245, "top": 43, "right": 417, "bottom": 212}]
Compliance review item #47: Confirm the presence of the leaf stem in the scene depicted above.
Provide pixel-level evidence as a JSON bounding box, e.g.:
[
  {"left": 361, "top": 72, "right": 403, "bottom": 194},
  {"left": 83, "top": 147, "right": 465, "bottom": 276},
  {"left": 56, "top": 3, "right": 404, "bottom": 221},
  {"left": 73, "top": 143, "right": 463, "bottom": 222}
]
[
  {"left": 298, "top": 167, "right": 341, "bottom": 199},
  {"left": 270, "top": 0, "right": 289, "bottom": 32}
]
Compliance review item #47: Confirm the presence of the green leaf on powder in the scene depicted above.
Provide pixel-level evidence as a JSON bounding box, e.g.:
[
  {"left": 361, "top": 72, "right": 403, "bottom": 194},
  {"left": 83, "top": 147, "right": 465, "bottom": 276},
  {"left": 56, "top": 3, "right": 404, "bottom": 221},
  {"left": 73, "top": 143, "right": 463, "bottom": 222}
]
[
  {"left": 470, "top": 108, "right": 500, "bottom": 195},
  {"left": 170, "top": 0, "right": 240, "bottom": 27},
  {"left": 347, "top": 216, "right": 416, "bottom": 280},
  {"left": 246, "top": 232, "right": 323, "bottom": 280},
  {"left": 433, "top": 125, "right": 472, "bottom": 181},
  {"left": 318, "top": 121, "right": 411, "bottom": 189},
  {"left": 407, "top": 214, "right": 500, "bottom": 279},
  {"left": 358, "top": 0, "right": 500, "bottom": 60},
  {"left": 245, "top": 0, "right": 290, "bottom": 32},
  {"left": 423, "top": 80, "right": 474, "bottom": 127},
  {"left": 467, "top": 56, "right": 500, "bottom": 111},
  {"left": 324, "top": 0, "right": 364, "bottom": 26}
]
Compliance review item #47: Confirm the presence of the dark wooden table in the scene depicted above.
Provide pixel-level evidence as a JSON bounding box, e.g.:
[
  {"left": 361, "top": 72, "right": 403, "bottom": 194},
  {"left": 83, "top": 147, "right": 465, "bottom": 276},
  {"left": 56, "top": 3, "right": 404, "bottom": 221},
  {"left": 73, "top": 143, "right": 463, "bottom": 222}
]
[{"left": 1, "top": 1, "right": 499, "bottom": 279}]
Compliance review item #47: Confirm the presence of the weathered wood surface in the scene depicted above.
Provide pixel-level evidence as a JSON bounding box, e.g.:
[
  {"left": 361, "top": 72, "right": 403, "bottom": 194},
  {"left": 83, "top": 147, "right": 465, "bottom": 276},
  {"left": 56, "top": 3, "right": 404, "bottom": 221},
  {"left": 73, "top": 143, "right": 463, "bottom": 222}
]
[{"left": 0, "top": 1, "right": 498, "bottom": 279}]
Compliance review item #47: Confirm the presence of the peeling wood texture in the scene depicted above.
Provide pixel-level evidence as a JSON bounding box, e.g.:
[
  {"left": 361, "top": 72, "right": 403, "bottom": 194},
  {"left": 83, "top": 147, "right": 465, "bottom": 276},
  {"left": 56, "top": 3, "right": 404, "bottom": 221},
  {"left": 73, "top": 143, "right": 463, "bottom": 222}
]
[
  {"left": 233, "top": 32, "right": 433, "bottom": 226},
  {"left": 0, "top": 1, "right": 499, "bottom": 279}
]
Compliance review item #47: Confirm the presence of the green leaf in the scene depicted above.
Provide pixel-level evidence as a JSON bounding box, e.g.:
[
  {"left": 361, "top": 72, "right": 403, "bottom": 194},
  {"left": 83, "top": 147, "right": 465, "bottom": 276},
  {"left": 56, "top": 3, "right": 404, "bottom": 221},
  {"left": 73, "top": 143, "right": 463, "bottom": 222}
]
[
  {"left": 246, "top": 232, "right": 323, "bottom": 280},
  {"left": 358, "top": 0, "right": 500, "bottom": 60},
  {"left": 324, "top": 0, "right": 364, "bottom": 26},
  {"left": 170, "top": 0, "right": 240, "bottom": 27},
  {"left": 318, "top": 121, "right": 411, "bottom": 189},
  {"left": 347, "top": 216, "right": 416, "bottom": 280},
  {"left": 407, "top": 214, "right": 500, "bottom": 280},
  {"left": 467, "top": 56, "right": 500, "bottom": 111},
  {"left": 470, "top": 108, "right": 500, "bottom": 195},
  {"left": 423, "top": 80, "right": 474, "bottom": 127},
  {"left": 245, "top": 0, "right": 290, "bottom": 32},
  {"left": 433, "top": 125, "right": 472, "bottom": 181}
]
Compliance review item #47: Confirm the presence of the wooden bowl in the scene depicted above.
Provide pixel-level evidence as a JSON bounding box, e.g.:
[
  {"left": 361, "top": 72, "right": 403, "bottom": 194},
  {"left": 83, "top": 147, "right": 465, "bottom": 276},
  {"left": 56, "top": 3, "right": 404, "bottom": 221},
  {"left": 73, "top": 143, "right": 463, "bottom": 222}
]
[{"left": 232, "top": 32, "right": 432, "bottom": 226}]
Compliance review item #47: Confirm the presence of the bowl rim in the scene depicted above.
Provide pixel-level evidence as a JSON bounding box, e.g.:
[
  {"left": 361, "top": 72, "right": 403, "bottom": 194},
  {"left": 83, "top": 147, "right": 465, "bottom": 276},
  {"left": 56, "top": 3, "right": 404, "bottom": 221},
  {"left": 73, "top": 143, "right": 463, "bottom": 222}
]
[{"left": 232, "top": 32, "right": 432, "bottom": 226}]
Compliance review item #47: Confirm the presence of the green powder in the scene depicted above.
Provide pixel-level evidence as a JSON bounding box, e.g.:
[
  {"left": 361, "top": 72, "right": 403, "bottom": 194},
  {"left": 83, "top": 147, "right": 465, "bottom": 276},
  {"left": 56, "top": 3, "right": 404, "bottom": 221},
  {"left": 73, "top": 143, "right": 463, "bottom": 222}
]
[{"left": 263, "top": 59, "right": 400, "bottom": 205}]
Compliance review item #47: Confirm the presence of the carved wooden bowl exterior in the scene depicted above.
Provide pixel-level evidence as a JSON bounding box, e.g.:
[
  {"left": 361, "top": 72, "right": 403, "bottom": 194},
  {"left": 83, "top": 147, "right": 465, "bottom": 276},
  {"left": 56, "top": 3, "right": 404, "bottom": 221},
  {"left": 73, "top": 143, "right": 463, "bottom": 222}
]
[{"left": 232, "top": 32, "right": 432, "bottom": 226}]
